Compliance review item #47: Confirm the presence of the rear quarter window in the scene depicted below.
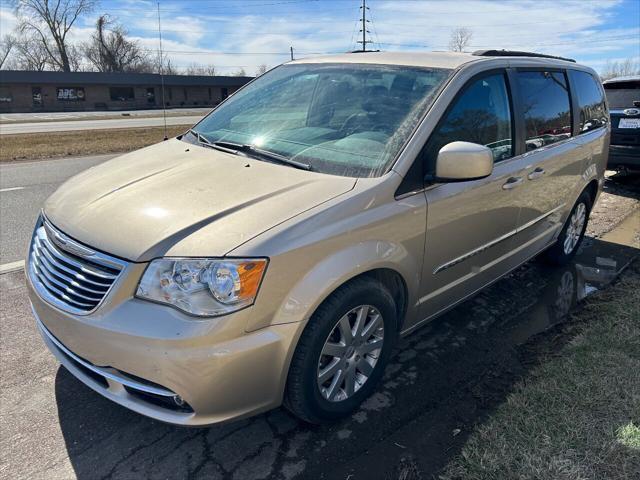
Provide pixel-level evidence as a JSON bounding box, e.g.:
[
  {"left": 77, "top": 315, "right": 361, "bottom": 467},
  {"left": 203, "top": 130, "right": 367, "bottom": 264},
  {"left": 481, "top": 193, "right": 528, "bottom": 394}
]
[{"left": 569, "top": 70, "right": 609, "bottom": 133}]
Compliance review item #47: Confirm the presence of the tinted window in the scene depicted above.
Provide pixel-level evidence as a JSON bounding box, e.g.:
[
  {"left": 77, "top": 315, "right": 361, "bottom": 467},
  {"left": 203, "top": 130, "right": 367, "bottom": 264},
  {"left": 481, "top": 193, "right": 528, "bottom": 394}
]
[
  {"left": 110, "top": 87, "right": 134, "bottom": 101},
  {"left": 570, "top": 70, "right": 608, "bottom": 133},
  {"left": 517, "top": 71, "right": 571, "bottom": 150},
  {"left": 603, "top": 80, "right": 640, "bottom": 109},
  {"left": 426, "top": 73, "right": 513, "bottom": 170}
]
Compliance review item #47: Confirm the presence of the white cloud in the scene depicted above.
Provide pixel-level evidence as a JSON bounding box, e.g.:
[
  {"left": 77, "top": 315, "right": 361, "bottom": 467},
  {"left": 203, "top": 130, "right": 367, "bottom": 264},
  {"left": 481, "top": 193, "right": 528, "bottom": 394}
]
[{"left": 2, "top": 0, "right": 638, "bottom": 74}]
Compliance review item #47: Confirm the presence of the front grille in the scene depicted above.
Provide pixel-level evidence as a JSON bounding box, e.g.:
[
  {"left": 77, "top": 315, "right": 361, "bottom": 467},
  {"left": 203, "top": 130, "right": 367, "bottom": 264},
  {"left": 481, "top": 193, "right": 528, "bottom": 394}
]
[{"left": 28, "top": 218, "right": 125, "bottom": 314}]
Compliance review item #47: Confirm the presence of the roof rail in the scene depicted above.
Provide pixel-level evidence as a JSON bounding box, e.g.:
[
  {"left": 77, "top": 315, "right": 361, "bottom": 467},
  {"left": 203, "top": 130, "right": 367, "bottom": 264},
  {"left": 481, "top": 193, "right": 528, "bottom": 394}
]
[{"left": 472, "top": 49, "right": 576, "bottom": 63}]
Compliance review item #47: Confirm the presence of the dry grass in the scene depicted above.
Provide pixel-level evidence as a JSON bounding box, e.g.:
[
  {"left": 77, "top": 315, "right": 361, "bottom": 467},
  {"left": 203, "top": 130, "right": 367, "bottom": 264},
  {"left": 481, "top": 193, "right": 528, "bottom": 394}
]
[
  {"left": 440, "top": 262, "right": 640, "bottom": 480},
  {"left": 0, "top": 125, "right": 189, "bottom": 162}
]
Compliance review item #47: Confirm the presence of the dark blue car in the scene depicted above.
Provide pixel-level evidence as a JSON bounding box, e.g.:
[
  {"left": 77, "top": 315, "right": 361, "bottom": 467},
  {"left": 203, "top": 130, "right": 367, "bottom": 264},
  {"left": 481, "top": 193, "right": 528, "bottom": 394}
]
[{"left": 604, "top": 76, "right": 640, "bottom": 173}]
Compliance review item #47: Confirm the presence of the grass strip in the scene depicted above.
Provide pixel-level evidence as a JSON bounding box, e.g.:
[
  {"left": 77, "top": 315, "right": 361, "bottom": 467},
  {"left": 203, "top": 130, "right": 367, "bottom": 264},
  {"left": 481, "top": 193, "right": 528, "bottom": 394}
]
[
  {"left": 441, "top": 261, "right": 640, "bottom": 480},
  {"left": 0, "top": 125, "right": 189, "bottom": 162}
]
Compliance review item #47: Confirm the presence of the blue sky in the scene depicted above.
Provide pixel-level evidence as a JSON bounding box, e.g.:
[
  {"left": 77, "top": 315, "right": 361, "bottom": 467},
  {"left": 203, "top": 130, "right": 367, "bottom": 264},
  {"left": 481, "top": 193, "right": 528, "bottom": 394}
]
[{"left": 1, "top": 0, "right": 639, "bottom": 75}]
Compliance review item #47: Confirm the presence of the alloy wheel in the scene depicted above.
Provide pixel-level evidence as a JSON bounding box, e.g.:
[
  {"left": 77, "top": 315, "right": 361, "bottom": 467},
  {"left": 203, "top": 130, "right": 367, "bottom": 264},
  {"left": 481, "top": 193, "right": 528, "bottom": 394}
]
[
  {"left": 317, "top": 305, "right": 384, "bottom": 402},
  {"left": 563, "top": 202, "right": 586, "bottom": 255}
]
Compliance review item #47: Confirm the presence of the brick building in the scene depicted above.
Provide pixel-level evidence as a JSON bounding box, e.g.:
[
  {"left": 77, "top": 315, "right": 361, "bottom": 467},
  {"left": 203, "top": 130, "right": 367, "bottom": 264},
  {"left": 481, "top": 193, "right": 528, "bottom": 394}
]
[{"left": 0, "top": 70, "right": 253, "bottom": 113}]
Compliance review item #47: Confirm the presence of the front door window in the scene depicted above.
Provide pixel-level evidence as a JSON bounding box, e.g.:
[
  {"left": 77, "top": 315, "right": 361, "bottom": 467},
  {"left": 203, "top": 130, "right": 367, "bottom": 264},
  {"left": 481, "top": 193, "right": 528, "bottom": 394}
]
[{"left": 425, "top": 73, "right": 513, "bottom": 170}]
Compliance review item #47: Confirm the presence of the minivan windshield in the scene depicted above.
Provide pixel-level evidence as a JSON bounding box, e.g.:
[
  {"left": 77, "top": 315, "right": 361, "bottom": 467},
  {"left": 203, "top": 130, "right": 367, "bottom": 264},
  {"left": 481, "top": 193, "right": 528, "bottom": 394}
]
[{"left": 188, "top": 63, "right": 452, "bottom": 177}]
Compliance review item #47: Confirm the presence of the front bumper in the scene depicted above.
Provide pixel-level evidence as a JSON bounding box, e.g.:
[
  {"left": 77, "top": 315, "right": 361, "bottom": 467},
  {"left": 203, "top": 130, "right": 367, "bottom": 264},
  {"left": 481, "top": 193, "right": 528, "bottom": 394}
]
[{"left": 28, "top": 273, "right": 301, "bottom": 426}]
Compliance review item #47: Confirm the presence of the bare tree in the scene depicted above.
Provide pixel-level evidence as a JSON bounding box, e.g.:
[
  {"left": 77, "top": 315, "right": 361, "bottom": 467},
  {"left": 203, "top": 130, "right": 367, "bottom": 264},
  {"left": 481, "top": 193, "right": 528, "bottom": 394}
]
[
  {"left": 12, "top": 0, "right": 96, "bottom": 72},
  {"left": 83, "top": 15, "right": 152, "bottom": 72},
  {"left": 184, "top": 62, "right": 216, "bottom": 76},
  {"left": 601, "top": 58, "right": 640, "bottom": 80},
  {"left": 10, "top": 32, "right": 50, "bottom": 70},
  {"left": 255, "top": 64, "right": 267, "bottom": 76},
  {"left": 0, "top": 34, "right": 17, "bottom": 69},
  {"left": 161, "top": 56, "right": 178, "bottom": 75},
  {"left": 231, "top": 67, "right": 246, "bottom": 77},
  {"left": 448, "top": 27, "right": 473, "bottom": 52}
]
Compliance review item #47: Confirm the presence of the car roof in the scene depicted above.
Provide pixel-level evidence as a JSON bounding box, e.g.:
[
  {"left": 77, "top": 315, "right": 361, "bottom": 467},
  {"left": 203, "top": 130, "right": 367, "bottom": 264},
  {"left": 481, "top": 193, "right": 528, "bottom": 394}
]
[
  {"left": 289, "top": 51, "right": 480, "bottom": 69},
  {"left": 289, "top": 50, "right": 584, "bottom": 70},
  {"left": 603, "top": 75, "right": 640, "bottom": 84}
]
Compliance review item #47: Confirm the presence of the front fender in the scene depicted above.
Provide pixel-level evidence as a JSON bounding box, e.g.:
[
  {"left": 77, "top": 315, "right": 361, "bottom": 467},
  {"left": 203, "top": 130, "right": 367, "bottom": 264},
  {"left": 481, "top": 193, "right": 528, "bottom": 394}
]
[{"left": 272, "top": 240, "right": 417, "bottom": 328}]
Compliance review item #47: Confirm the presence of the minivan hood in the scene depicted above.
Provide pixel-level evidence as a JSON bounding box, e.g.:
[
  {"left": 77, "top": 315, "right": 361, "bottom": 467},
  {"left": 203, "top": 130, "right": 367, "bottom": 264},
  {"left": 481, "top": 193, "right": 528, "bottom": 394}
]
[{"left": 44, "top": 139, "right": 356, "bottom": 261}]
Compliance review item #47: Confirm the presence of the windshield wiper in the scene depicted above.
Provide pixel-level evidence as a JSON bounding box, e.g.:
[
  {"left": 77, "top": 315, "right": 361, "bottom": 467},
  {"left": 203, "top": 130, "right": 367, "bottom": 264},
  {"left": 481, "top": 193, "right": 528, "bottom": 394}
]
[
  {"left": 187, "top": 131, "right": 311, "bottom": 171},
  {"left": 188, "top": 129, "right": 215, "bottom": 147},
  {"left": 211, "top": 140, "right": 312, "bottom": 171}
]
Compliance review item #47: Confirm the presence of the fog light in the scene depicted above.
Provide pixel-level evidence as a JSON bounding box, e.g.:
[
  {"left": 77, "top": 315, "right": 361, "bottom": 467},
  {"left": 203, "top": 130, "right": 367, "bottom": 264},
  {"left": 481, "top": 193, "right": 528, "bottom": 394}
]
[{"left": 173, "top": 395, "right": 185, "bottom": 407}]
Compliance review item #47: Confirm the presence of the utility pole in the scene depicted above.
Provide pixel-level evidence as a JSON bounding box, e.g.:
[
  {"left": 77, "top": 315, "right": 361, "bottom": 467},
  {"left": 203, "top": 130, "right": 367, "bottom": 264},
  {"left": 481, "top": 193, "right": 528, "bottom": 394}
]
[
  {"left": 357, "top": 0, "right": 371, "bottom": 52},
  {"left": 157, "top": 1, "right": 168, "bottom": 141},
  {"left": 290, "top": 46, "right": 294, "bottom": 61}
]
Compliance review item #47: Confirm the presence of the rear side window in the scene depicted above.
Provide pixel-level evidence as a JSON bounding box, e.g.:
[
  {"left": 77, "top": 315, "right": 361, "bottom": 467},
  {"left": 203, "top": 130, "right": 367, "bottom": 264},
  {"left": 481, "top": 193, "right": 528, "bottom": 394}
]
[
  {"left": 570, "top": 70, "right": 608, "bottom": 133},
  {"left": 516, "top": 71, "right": 571, "bottom": 150},
  {"left": 425, "top": 72, "right": 513, "bottom": 170}
]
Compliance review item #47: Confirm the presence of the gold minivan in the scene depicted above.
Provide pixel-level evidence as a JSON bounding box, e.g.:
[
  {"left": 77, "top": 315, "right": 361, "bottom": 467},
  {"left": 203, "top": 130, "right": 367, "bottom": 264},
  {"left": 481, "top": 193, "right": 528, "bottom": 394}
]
[{"left": 27, "top": 50, "right": 609, "bottom": 425}]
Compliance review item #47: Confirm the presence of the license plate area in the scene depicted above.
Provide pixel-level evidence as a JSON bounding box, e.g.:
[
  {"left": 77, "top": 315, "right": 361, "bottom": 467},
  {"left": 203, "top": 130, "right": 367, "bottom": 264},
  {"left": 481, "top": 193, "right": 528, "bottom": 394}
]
[{"left": 619, "top": 118, "right": 640, "bottom": 129}]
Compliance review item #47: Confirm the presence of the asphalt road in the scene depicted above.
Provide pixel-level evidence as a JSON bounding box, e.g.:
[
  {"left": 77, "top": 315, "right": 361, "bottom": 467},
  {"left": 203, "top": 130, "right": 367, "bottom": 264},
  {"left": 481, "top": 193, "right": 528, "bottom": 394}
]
[
  {"left": 1, "top": 208, "right": 638, "bottom": 479},
  {"left": 0, "top": 108, "right": 211, "bottom": 122},
  {"left": 0, "top": 115, "right": 203, "bottom": 135},
  {"left": 0, "top": 154, "right": 117, "bottom": 265}
]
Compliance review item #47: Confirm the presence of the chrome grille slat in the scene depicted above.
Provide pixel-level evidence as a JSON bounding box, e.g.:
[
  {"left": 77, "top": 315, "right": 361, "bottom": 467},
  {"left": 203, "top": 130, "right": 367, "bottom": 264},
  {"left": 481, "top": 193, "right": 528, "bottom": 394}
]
[
  {"left": 35, "top": 242, "right": 112, "bottom": 288},
  {"left": 35, "top": 231, "right": 118, "bottom": 280},
  {"left": 32, "top": 251, "right": 109, "bottom": 295},
  {"left": 30, "top": 263, "right": 95, "bottom": 308},
  {"left": 28, "top": 218, "right": 126, "bottom": 314},
  {"left": 32, "top": 258, "right": 103, "bottom": 302}
]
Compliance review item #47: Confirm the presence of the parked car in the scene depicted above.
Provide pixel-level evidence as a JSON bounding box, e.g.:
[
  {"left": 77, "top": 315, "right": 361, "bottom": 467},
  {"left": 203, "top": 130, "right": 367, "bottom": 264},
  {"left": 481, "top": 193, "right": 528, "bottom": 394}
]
[
  {"left": 27, "top": 50, "right": 608, "bottom": 426},
  {"left": 603, "top": 75, "right": 640, "bottom": 173}
]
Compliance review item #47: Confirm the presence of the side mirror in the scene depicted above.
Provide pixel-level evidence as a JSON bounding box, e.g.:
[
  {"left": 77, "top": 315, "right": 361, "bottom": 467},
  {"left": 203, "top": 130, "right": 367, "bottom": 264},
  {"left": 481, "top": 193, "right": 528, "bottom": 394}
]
[{"left": 432, "top": 141, "right": 494, "bottom": 182}]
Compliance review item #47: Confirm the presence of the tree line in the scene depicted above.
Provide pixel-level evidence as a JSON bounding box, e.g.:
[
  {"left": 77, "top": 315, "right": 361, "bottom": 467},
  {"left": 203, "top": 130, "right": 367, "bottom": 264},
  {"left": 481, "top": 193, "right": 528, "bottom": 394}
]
[{"left": 0, "top": 0, "right": 263, "bottom": 76}]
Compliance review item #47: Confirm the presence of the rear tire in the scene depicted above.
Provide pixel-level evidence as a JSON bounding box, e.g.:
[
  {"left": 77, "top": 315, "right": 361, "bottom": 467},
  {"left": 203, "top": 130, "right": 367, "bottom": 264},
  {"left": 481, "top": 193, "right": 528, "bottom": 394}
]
[
  {"left": 543, "top": 190, "right": 592, "bottom": 266},
  {"left": 284, "top": 277, "right": 397, "bottom": 424}
]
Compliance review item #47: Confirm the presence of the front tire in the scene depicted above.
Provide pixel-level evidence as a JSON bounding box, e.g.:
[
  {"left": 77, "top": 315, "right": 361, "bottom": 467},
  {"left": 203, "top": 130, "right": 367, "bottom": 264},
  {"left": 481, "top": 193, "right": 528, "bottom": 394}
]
[
  {"left": 543, "top": 191, "right": 592, "bottom": 265},
  {"left": 284, "top": 277, "right": 397, "bottom": 424}
]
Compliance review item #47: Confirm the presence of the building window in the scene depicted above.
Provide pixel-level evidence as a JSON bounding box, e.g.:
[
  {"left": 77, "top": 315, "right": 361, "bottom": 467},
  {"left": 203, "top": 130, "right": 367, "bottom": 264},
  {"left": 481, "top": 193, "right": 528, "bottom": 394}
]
[
  {"left": 183, "top": 87, "right": 188, "bottom": 100},
  {"left": 110, "top": 87, "right": 135, "bottom": 101},
  {"left": 32, "top": 87, "right": 42, "bottom": 106},
  {"left": 0, "top": 87, "right": 12, "bottom": 103},
  {"left": 146, "top": 87, "right": 155, "bottom": 105},
  {"left": 57, "top": 87, "right": 85, "bottom": 101}
]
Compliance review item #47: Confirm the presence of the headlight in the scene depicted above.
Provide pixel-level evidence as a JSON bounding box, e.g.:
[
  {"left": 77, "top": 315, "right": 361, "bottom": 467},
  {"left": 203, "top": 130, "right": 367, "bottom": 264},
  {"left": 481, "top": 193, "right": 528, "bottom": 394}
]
[{"left": 136, "top": 258, "right": 268, "bottom": 316}]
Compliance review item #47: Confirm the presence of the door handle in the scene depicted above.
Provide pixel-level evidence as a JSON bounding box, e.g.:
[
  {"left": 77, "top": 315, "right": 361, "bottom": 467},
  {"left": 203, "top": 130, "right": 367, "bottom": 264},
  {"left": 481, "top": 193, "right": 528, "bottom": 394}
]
[
  {"left": 502, "top": 176, "right": 524, "bottom": 190},
  {"left": 528, "top": 167, "right": 546, "bottom": 180}
]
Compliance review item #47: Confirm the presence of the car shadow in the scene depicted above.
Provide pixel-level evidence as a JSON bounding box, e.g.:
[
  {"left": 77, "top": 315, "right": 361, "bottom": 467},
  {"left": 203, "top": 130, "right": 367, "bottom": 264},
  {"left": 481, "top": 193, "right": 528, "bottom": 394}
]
[
  {"left": 55, "top": 237, "right": 639, "bottom": 480},
  {"left": 604, "top": 172, "right": 640, "bottom": 200}
]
